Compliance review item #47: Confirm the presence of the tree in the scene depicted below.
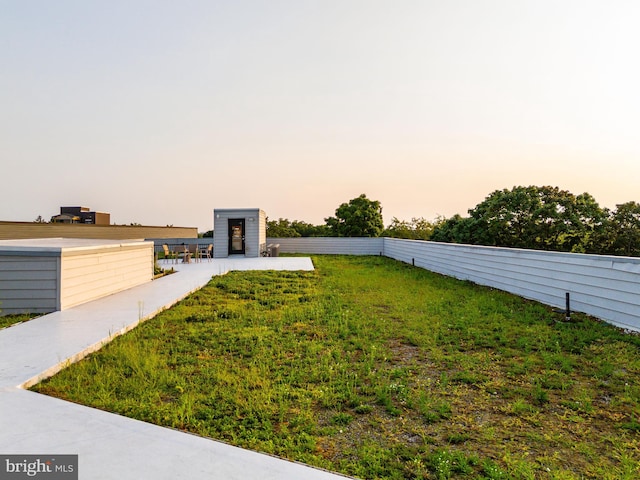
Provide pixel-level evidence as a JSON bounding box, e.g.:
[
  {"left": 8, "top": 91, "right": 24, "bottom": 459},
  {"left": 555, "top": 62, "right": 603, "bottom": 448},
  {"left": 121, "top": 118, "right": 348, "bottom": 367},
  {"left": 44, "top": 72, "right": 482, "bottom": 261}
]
[
  {"left": 430, "top": 214, "right": 478, "bottom": 244},
  {"left": 590, "top": 201, "right": 640, "bottom": 257},
  {"left": 565, "top": 192, "right": 608, "bottom": 253},
  {"left": 384, "top": 217, "right": 435, "bottom": 240},
  {"left": 611, "top": 201, "right": 640, "bottom": 256},
  {"left": 325, "top": 194, "right": 384, "bottom": 237},
  {"left": 464, "top": 186, "right": 607, "bottom": 251},
  {"left": 266, "top": 218, "right": 302, "bottom": 238},
  {"left": 289, "top": 220, "right": 331, "bottom": 237},
  {"left": 430, "top": 186, "right": 610, "bottom": 252},
  {"left": 266, "top": 218, "right": 332, "bottom": 237}
]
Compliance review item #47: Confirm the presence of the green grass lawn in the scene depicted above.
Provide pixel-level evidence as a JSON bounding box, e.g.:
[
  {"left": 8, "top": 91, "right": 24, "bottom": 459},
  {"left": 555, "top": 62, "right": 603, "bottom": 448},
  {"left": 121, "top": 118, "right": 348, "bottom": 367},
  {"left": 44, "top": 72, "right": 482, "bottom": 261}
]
[
  {"left": 0, "top": 313, "right": 37, "bottom": 329},
  {"left": 32, "top": 255, "right": 640, "bottom": 479}
]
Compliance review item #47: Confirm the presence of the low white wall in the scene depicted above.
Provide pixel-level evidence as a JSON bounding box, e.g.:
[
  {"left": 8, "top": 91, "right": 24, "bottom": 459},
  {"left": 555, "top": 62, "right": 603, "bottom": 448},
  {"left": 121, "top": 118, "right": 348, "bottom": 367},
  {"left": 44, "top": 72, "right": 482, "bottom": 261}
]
[
  {"left": 60, "top": 244, "right": 154, "bottom": 310},
  {"left": 267, "top": 237, "right": 385, "bottom": 255},
  {"left": 268, "top": 237, "right": 640, "bottom": 332}
]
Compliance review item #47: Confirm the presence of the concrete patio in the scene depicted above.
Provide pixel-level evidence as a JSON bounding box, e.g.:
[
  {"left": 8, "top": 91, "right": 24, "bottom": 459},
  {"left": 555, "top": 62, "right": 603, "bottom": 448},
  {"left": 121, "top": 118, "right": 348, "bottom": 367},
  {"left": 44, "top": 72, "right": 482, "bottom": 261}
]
[{"left": 0, "top": 257, "right": 351, "bottom": 479}]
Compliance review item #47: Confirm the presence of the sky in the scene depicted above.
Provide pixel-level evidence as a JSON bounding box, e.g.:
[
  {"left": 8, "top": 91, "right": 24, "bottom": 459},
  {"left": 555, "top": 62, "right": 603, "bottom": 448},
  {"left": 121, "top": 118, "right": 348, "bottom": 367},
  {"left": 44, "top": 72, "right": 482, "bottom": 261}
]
[{"left": 1, "top": 1, "right": 639, "bottom": 232}]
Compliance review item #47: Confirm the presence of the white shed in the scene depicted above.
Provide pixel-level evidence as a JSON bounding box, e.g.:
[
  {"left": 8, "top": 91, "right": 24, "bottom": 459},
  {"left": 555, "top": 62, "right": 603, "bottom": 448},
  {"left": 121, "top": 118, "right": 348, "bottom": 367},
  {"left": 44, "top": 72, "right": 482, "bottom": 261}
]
[
  {"left": 213, "top": 209, "right": 266, "bottom": 258},
  {"left": 0, "top": 238, "right": 154, "bottom": 315}
]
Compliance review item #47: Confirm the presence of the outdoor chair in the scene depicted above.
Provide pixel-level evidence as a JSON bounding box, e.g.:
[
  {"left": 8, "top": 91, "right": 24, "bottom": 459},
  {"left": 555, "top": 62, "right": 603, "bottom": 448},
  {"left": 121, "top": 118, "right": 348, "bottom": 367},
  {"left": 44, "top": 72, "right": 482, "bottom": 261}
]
[
  {"left": 162, "top": 244, "right": 176, "bottom": 264},
  {"left": 174, "top": 244, "right": 189, "bottom": 263},
  {"left": 199, "top": 244, "right": 213, "bottom": 262},
  {"left": 188, "top": 244, "right": 199, "bottom": 263}
]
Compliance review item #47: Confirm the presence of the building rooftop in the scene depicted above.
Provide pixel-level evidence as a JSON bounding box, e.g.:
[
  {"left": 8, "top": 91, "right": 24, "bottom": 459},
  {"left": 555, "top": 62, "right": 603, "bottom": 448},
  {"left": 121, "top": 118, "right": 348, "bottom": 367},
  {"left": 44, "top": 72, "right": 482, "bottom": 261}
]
[
  {"left": 0, "top": 237, "right": 149, "bottom": 253},
  {"left": 0, "top": 257, "right": 349, "bottom": 480}
]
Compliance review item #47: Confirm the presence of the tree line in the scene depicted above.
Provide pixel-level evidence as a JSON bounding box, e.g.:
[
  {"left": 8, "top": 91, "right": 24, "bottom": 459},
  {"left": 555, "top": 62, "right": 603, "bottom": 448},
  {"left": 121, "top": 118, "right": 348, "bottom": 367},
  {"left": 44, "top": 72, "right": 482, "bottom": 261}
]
[
  {"left": 267, "top": 194, "right": 385, "bottom": 238},
  {"left": 267, "top": 187, "right": 640, "bottom": 257}
]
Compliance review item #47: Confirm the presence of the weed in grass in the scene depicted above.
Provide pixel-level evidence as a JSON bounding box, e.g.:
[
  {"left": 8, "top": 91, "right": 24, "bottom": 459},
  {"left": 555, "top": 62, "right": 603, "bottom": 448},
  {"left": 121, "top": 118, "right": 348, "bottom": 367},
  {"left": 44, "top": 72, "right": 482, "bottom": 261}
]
[
  {"left": 510, "top": 398, "right": 539, "bottom": 416},
  {"left": 539, "top": 370, "right": 572, "bottom": 391},
  {"left": 331, "top": 413, "right": 353, "bottom": 426},
  {"left": 353, "top": 404, "right": 372, "bottom": 414},
  {"left": 530, "top": 382, "right": 550, "bottom": 406},
  {"left": 561, "top": 388, "right": 595, "bottom": 415},
  {"left": 619, "top": 414, "right": 640, "bottom": 432},
  {"left": 505, "top": 355, "right": 539, "bottom": 377},
  {"left": 374, "top": 385, "right": 402, "bottom": 417},
  {"left": 450, "top": 370, "right": 487, "bottom": 386},
  {"left": 430, "top": 450, "right": 454, "bottom": 479},
  {"left": 446, "top": 432, "right": 470, "bottom": 445},
  {"left": 428, "top": 449, "right": 476, "bottom": 479},
  {"left": 415, "top": 391, "right": 452, "bottom": 424},
  {"left": 0, "top": 312, "right": 39, "bottom": 329},
  {"left": 31, "top": 255, "right": 640, "bottom": 479},
  {"left": 541, "top": 351, "right": 575, "bottom": 373},
  {"left": 481, "top": 459, "right": 509, "bottom": 479}
]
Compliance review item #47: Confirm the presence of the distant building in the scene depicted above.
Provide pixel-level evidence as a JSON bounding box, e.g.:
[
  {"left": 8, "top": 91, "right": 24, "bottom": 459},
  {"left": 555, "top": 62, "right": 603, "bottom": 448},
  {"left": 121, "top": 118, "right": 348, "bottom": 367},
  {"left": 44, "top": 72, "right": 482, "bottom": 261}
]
[{"left": 50, "top": 206, "right": 110, "bottom": 225}]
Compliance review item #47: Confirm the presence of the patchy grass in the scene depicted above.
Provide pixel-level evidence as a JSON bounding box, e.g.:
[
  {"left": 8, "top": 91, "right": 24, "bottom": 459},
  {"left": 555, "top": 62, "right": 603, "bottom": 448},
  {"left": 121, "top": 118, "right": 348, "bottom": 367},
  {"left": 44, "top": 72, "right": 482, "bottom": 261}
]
[
  {"left": 32, "top": 255, "right": 640, "bottom": 479},
  {"left": 0, "top": 313, "right": 38, "bottom": 329}
]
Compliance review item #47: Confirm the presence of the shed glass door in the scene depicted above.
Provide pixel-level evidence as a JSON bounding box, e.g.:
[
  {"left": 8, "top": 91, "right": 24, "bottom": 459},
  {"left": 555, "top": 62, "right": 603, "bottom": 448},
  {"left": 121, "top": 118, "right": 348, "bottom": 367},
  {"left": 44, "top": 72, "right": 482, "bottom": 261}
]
[{"left": 228, "top": 219, "right": 245, "bottom": 255}]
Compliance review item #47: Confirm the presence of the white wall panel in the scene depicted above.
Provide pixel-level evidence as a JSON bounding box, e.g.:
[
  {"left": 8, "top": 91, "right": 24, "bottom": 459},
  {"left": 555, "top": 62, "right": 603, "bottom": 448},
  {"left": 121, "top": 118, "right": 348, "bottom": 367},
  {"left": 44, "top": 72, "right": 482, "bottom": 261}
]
[
  {"left": 60, "top": 245, "right": 154, "bottom": 310},
  {"left": 267, "top": 237, "right": 384, "bottom": 255},
  {"left": 214, "top": 209, "right": 266, "bottom": 258}
]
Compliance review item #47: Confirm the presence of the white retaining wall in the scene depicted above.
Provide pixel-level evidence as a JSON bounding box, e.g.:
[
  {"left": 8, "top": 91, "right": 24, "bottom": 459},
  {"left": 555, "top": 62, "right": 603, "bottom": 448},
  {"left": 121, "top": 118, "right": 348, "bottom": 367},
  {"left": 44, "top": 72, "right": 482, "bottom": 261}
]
[
  {"left": 267, "top": 237, "right": 384, "bottom": 255},
  {"left": 268, "top": 237, "right": 640, "bottom": 332},
  {"left": 59, "top": 244, "right": 154, "bottom": 310}
]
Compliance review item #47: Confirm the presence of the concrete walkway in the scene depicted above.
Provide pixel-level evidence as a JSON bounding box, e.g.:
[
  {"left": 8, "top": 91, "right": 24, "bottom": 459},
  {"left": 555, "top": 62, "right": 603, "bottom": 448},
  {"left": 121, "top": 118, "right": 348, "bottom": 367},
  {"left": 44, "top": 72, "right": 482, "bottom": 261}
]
[{"left": 0, "top": 258, "right": 350, "bottom": 479}]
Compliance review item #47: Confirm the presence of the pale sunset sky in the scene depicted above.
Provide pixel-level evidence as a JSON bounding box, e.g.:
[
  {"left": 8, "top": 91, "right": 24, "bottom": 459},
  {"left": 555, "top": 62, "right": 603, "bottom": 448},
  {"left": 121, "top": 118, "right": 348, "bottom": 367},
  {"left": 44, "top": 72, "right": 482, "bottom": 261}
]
[{"left": 1, "top": 1, "right": 638, "bottom": 232}]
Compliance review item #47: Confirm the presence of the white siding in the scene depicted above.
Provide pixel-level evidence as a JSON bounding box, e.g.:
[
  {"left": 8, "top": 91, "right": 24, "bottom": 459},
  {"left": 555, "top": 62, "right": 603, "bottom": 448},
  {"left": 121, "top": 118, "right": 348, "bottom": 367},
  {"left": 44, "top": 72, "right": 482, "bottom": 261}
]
[
  {"left": 214, "top": 209, "right": 266, "bottom": 258},
  {"left": 258, "top": 210, "right": 267, "bottom": 249},
  {"left": 268, "top": 237, "right": 385, "bottom": 255},
  {"left": 243, "top": 212, "right": 260, "bottom": 258},
  {"left": 60, "top": 245, "right": 154, "bottom": 310},
  {"left": 212, "top": 216, "right": 228, "bottom": 259}
]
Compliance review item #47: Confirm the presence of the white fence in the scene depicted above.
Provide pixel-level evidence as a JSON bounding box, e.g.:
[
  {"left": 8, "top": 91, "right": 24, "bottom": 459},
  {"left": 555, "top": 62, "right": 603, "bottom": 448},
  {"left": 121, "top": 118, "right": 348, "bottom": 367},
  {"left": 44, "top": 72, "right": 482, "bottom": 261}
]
[
  {"left": 269, "top": 237, "right": 385, "bottom": 255},
  {"left": 268, "top": 237, "right": 640, "bottom": 332}
]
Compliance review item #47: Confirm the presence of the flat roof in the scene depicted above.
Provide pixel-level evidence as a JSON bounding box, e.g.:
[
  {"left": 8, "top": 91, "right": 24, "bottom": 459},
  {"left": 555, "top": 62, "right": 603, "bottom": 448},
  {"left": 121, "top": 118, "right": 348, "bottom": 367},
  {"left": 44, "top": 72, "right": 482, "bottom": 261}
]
[
  {"left": 0, "top": 238, "right": 151, "bottom": 255},
  {"left": 214, "top": 208, "right": 263, "bottom": 213}
]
